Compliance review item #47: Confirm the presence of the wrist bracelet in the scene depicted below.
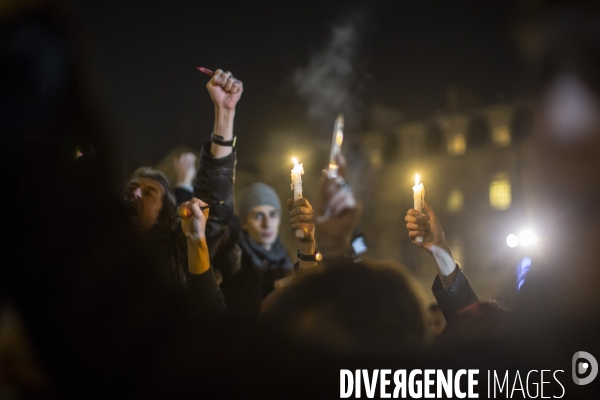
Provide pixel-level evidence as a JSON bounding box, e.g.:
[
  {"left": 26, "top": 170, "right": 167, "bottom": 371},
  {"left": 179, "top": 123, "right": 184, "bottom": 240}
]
[
  {"left": 297, "top": 248, "right": 322, "bottom": 262},
  {"left": 211, "top": 132, "right": 237, "bottom": 147}
]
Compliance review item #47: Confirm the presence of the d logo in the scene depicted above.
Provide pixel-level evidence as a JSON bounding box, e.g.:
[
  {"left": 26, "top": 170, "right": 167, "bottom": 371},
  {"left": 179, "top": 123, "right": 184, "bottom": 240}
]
[{"left": 572, "top": 351, "right": 598, "bottom": 385}]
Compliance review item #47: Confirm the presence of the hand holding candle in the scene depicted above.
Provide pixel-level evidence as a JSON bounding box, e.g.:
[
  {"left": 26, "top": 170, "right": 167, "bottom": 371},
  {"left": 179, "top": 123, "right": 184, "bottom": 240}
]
[
  {"left": 291, "top": 157, "right": 305, "bottom": 239},
  {"left": 412, "top": 174, "right": 425, "bottom": 243}
]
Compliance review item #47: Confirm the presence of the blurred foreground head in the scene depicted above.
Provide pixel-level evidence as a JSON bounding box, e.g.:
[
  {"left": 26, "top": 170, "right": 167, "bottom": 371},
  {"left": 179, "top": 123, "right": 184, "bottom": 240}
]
[
  {"left": 520, "top": 1, "right": 600, "bottom": 311},
  {"left": 437, "top": 301, "right": 509, "bottom": 348},
  {"left": 527, "top": 1, "right": 600, "bottom": 199},
  {"left": 264, "top": 259, "right": 426, "bottom": 355},
  {"left": 1, "top": 3, "right": 188, "bottom": 398}
]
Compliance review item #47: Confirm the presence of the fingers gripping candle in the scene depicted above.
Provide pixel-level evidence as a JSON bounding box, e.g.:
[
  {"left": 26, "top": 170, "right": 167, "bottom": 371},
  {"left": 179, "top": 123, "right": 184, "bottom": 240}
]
[
  {"left": 291, "top": 158, "right": 305, "bottom": 239},
  {"left": 413, "top": 174, "right": 425, "bottom": 244}
]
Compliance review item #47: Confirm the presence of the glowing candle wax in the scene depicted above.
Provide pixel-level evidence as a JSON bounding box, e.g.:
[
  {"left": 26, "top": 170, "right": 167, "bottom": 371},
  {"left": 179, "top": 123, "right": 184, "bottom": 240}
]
[
  {"left": 413, "top": 173, "right": 425, "bottom": 244},
  {"left": 291, "top": 157, "right": 305, "bottom": 238}
]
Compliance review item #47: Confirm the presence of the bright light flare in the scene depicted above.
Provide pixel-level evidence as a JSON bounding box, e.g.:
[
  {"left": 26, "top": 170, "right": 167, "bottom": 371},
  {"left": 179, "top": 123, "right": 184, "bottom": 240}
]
[
  {"left": 414, "top": 173, "right": 420, "bottom": 186},
  {"left": 506, "top": 234, "right": 519, "bottom": 248},
  {"left": 519, "top": 230, "right": 536, "bottom": 247},
  {"left": 292, "top": 157, "right": 298, "bottom": 166}
]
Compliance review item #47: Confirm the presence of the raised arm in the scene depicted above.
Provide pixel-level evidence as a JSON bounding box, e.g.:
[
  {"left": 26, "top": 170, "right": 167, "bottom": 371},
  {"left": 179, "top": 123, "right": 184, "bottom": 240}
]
[
  {"left": 313, "top": 154, "right": 361, "bottom": 261},
  {"left": 179, "top": 198, "right": 210, "bottom": 274},
  {"left": 179, "top": 198, "right": 225, "bottom": 316},
  {"left": 206, "top": 69, "right": 243, "bottom": 159},
  {"left": 173, "top": 152, "right": 197, "bottom": 205},
  {"left": 194, "top": 69, "right": 243, "bottom": 260},
  {"left": 405, "top": 202, "right": 478, "bottom": 320}
]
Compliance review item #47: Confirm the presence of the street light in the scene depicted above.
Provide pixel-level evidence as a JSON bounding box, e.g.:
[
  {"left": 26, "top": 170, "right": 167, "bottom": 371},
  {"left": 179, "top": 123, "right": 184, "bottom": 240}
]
[
  {"left": 506, "top": 234, "right": 519, "bottom": 248},
  {"left": 507, "top": 230, "right": 537, "bottom": 248},
  {"left": 519, "top": 230, "right": 536, "bottom": 246}
]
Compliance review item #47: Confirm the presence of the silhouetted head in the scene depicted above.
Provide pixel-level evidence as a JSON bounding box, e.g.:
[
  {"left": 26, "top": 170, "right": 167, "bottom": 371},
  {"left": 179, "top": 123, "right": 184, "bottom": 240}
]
[
  {"left": 264, "top": 259, "right": 426, "bottom": 355},
  {"left": 437, "top": 301, "right": 509, "bottom": 347},
  {"left": 426, "top": 303, "right": 446, "bottom": 338},
  {"left": 521, "top": 1, "right": 600, "bottom": 312}
]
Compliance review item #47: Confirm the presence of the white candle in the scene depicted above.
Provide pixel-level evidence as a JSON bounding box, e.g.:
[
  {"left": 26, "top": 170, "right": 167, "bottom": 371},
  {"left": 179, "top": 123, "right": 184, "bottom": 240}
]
[
  {"left": 291, "top": 157, "right": 305, "bottom": 239},
  {"left": 412, "top": 173, "right": 425, "bottom": 244}
]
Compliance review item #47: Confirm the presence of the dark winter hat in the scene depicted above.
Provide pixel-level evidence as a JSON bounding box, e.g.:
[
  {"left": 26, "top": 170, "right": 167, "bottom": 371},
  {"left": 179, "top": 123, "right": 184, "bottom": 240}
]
[{"left": 237, "top": 182, "right": 281, "bottom": 221}]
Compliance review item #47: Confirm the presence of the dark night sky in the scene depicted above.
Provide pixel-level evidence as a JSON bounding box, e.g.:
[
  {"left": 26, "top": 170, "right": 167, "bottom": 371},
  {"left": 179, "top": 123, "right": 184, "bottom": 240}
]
[{"left": 74, "top": 0, "right": 523, "bottom": 169}]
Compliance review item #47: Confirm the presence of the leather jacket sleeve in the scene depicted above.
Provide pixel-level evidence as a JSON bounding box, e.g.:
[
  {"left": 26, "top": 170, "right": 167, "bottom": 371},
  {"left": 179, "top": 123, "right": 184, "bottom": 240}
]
[{"left": 193, "top": 142, "right": 236, "bottom": 260}]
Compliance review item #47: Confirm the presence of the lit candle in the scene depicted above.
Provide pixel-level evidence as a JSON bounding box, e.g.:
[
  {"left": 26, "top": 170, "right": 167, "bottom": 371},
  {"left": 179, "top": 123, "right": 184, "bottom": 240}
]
[
  {"left": 412, "top": 173, "right": 425, "bottom": 244},
  {"left": 291, "top": 157, "right": 305, "bottom": 239}
]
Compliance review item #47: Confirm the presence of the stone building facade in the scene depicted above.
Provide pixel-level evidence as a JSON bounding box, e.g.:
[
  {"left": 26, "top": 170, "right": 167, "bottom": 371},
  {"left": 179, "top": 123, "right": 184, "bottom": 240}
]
[{"left": 358, "top": 100, "right": 536, "bottom": 305}]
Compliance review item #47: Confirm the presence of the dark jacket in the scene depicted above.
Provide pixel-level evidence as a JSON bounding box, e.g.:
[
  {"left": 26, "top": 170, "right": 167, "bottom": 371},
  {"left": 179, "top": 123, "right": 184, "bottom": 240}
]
[
  {"left": 194, "top": 142, "right": 292, "bottom": 317},
  {"left": 174, "top": 186, "right": 194, "bottom": 206},
  {"left": 142, "top": 223, "right": 225, "bottom": 318},
  {"left": 432, "top": 265, "right": 478, "bottom": 321}
]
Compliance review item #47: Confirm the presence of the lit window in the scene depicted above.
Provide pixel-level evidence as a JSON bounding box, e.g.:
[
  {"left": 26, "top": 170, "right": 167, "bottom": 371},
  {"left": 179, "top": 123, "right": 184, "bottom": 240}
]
[
  {"left": 489, "top": 176, "right": 511, "bottom": 210},
  {"left": 447, "top": 133, "right": 466, "bottom": 155},
  {"left": 447, "top": 189, "right": 463, "bottom": 212},
  {"left": 493, "top": 125, "right": 511, "bottom": 147}
]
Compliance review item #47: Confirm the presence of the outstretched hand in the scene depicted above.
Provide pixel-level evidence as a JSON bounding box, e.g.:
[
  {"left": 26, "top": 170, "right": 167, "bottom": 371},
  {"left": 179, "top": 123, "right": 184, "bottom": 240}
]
[
  {"left": 314, "top": 154, "right": 361, "bottom": 255},
  {"left": 173, "top": 152, "right": 197, "bottom": 186},
  {"left": 206, "top": 69, "right": 243, "bottom": 111}
]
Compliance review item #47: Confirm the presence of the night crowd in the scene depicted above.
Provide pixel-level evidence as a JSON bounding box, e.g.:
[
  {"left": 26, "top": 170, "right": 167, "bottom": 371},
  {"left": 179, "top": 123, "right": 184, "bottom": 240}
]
[{"left": 2, "top": 1, "right": 600, "bottom": 399}]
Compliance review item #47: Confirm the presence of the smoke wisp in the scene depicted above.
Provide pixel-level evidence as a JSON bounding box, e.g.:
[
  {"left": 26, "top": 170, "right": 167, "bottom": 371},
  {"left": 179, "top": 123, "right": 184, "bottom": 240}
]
[{"left": 294, "top": 14, "right": 365, "bottom": 126}]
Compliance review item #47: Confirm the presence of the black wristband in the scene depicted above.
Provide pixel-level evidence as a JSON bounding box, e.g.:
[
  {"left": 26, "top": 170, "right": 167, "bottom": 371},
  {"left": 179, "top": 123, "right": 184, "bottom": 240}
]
[
  {"left": 297, "top": 248, "right": 322, "bottom": 262},
  {"left": 211, "top": 132, "right": 237, "bottom": 147}
]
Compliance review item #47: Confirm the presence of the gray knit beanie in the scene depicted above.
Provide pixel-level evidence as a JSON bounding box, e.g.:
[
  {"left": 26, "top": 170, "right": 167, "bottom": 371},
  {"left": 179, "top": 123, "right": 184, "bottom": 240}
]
[{"left": 237, "top": 182, "right": 281, "bottom": 222}]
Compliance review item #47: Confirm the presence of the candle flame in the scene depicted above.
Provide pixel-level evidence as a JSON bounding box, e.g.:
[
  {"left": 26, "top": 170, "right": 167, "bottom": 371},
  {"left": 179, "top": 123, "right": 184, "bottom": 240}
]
[
  {"left": 292, "top": 157, "right": 298, "bottom": 166},
  {"left": 415, "top": 173, "right": 420, "bottom": 186}
]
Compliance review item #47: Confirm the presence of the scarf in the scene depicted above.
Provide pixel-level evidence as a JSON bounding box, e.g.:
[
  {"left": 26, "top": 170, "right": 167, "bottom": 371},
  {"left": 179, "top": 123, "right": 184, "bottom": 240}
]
[{"left": 237, "top": 230, "right": 292, "bottom": 273}]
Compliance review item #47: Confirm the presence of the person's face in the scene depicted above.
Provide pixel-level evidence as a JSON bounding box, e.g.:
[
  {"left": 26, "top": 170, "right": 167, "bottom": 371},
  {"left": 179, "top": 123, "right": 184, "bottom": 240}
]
[
  {"left": 123, "top": 177, "right": 165, "bottom": 231},
  {"left": 243, "top": 205, "right": 280, "bottom": 249},
  {"left": 427, "top": 309, "right": 446, "bottom": 338}
]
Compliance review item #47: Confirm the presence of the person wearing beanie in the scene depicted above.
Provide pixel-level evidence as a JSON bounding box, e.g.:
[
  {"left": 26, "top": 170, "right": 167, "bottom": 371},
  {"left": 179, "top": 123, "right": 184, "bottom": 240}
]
[
  {"left": 235, "top": 182, "right": 292, "bottom": 291},
  {"left": 237, "top": 182, "right": 284, "bottom": 251}
]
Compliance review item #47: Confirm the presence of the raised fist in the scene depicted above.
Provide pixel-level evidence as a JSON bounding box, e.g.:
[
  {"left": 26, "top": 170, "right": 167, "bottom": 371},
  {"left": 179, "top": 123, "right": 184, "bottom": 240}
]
[{"left": 206, "top": 69, "right": 243, "bottom": 111}]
